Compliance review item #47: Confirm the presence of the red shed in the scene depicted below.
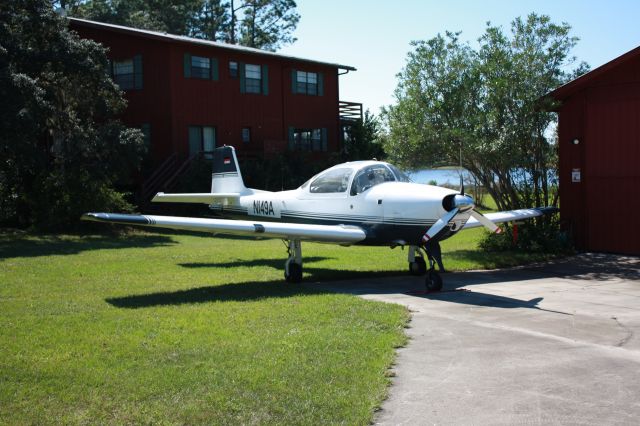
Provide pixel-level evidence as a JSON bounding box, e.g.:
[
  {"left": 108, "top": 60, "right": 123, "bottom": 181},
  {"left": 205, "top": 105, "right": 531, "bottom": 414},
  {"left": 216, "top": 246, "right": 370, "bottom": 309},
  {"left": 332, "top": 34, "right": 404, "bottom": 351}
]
[
  {"left": 67, "top": 18, "right": 361, "bottom": 198},
  {"left": 547, "top": 46, "right": 640, "bottom": 255}
]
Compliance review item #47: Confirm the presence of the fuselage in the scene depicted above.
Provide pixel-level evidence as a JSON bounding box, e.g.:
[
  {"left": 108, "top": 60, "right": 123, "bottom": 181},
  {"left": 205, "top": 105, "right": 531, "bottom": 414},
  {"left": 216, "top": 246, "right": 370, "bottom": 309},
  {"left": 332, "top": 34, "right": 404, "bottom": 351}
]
[{"left": 210, "top": 161, "right": 471, "bottom": 246}]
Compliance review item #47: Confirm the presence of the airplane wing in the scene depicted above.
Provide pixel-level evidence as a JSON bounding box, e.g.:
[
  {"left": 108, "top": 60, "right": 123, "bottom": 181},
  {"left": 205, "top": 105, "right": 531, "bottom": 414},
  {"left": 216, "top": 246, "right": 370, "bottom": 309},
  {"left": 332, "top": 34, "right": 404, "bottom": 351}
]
[
  {"left": 81, "top": 213, "right": 367, "bottom": 244},
  {"left": 462, "top": 207, "right": 557, "bottom": 230}
]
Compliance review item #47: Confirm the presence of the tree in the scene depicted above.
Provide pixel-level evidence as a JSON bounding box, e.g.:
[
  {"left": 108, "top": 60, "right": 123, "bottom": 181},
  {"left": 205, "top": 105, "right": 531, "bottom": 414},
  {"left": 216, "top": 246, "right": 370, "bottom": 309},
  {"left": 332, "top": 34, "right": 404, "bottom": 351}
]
[
  {"left": 63, "top": 0, "right": 300, "bottom": 50},
  {"left": 236, "top": 0, "right": 299, "bottom": 50},
  {"left": 383, "top": 14, "right": 589, "bottom": 210},
  {"left": 339, "top": 110, "right": 385, "bottom": 161},
  {"left": 0, "top": 0, "right": 146, "bottom": 229}
]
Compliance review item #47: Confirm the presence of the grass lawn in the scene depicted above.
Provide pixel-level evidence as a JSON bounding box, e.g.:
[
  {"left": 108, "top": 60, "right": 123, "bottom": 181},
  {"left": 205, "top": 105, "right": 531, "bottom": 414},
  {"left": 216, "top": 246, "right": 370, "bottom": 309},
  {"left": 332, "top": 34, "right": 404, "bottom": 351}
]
[{"left": 0, "top": 228, "right": 557, "bottom": 424}]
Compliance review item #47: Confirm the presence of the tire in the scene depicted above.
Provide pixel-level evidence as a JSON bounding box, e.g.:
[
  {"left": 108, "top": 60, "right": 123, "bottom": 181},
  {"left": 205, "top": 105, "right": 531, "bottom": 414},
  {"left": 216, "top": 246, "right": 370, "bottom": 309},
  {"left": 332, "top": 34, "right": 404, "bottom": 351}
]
[
  {"left": 409, "top": 257, "right": 427, "bottom": 276},
  {"left": 425, "top": 270, "right": 443, "bottom": 292},
  {"left": 285, "top": 263, "right": 303, "bottom": 283}
]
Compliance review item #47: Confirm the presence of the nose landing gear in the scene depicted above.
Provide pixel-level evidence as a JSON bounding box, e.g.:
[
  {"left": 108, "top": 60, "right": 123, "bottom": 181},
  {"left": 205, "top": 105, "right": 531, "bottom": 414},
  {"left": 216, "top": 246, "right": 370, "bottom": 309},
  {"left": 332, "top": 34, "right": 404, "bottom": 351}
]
[{"left": 407, "top": 244, "right": 443, "bottom": 291}]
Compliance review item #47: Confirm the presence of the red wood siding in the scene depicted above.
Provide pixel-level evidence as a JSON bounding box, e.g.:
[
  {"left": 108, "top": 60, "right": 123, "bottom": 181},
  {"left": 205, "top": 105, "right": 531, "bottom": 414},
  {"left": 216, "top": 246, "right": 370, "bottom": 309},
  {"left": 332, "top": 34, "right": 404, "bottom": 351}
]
[
  {"left": 557, "top": 55, "right": 640, "bottom": 254},
  {"left": 69, "top": 21, "right": 347, "bottom": 168}
]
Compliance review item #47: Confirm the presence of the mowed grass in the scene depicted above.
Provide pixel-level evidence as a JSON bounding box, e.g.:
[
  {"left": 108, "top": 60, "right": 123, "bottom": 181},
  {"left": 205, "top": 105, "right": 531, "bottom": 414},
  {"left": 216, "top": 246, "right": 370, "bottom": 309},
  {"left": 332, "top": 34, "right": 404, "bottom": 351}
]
[{"left": 0, "top": 228, "right": 556, "bottom": 424}]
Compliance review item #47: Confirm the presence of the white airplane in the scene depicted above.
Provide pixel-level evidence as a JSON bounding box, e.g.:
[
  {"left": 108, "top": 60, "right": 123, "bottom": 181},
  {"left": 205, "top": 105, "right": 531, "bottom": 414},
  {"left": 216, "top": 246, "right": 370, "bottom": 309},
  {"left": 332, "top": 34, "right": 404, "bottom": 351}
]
[{"left": 83, "top": 146, "right": 553, "bottom": 291}]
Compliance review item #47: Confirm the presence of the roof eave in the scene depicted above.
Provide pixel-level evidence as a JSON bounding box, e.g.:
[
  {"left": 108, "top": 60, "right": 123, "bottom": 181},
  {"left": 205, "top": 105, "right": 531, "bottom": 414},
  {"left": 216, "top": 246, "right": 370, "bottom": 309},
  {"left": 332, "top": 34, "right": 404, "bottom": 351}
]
[
  {"left": 545, "top": 44, "right": 640, "bottom": 102},
  {"left": 68, "top": 17, "right": 356, "bottom": 72}
]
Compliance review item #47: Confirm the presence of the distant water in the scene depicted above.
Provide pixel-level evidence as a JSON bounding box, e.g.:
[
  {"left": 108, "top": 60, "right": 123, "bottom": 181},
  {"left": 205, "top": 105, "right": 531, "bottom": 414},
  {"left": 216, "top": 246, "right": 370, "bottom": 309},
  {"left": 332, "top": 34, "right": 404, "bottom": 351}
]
[{"left": 408, "top": 168, "right": 472, "bottom": 186}]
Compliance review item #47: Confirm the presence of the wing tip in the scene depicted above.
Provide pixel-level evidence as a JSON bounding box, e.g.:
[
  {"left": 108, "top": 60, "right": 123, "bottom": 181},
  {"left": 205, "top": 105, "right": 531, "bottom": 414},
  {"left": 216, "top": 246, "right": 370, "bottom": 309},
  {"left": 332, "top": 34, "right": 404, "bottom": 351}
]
[{"left": 81, "top": 212, "right": 102, "bottom": 222}]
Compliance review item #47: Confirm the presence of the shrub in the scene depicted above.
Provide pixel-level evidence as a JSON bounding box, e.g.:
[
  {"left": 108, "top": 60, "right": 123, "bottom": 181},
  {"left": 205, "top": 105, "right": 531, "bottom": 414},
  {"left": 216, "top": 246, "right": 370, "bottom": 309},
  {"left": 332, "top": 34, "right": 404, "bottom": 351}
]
[{"left": 479, "top": 213, "right": 573, "bottom": 254}]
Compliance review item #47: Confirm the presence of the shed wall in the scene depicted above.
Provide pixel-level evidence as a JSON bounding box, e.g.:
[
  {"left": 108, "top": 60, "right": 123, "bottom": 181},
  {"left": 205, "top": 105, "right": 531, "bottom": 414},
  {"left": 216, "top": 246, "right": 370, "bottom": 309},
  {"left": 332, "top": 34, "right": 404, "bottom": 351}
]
[{"left": 558, "top": 58, "right": 640, "bottom": 254}]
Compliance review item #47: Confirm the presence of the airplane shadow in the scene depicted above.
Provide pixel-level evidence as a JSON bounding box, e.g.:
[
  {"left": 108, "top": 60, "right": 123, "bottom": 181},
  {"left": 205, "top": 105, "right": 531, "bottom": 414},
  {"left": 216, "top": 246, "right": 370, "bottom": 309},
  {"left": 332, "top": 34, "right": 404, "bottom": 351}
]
[
  {"left": 106, "top": 280, "right": 328, "bottom": 308},
  {"left": 422, "top": 291, "right": 571, "bottom": 315},
  {"left": 106, "top": 253, "right": 638, "bottom": 312},
  {"left": 179, "top": 257, "right": 330, "bottom": 269}
]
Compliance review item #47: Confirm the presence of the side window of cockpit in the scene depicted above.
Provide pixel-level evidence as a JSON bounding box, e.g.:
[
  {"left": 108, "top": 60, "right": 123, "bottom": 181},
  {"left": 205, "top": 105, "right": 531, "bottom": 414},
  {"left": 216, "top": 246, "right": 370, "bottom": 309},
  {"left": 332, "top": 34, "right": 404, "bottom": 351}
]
[
  {"left": 309, "top": 168, "right": 353, "bottom": 193},
  {"left": 350, "top": 165, "right": 395, "bottom": 195}
]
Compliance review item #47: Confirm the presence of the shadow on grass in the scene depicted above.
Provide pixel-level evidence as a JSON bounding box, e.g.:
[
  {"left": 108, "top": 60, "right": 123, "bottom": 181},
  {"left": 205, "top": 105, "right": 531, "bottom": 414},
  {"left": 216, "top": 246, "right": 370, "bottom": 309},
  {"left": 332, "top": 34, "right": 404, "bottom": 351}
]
[
  {"left": 179, "top": 257, "right": 330, "bottom": 269},
  {"left": 106, "top": 280, "right": 329, "bottom": 308},
  {"left": 447, "top": 250, "right": 640, "bottom": 282},
  {"left": 106, "top": 266, "right": 407, "bottom": 309},
  {"left": 0, "top": 233, "right": 176, "bottom": 259},
  {"left": 445, "top": 249, "right": 557, "bottom": 270}
]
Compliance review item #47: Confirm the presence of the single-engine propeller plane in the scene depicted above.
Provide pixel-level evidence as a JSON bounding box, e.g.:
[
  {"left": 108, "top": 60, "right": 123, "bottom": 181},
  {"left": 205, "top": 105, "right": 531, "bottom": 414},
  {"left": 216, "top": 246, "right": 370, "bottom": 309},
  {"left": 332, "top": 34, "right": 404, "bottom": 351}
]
[{"left": 83, "top": 146, "right": 554, "bottom": 291}]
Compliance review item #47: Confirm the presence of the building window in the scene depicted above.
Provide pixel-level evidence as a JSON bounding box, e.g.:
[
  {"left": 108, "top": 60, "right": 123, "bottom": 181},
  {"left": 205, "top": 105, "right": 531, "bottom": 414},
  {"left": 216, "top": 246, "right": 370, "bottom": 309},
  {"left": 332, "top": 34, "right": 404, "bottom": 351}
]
[
  {"left": 290, "top": 128, "right": 326, "bottom": 152},
  {"left": 188, "top": 126, "right": 216, "bottom": 157},
  {"left": 111, "top": 55, "right": 142, "bottom": 90},
  {"left": 184, "top": 53, "right": 218, "bottom": 80},
  {"left": 229, "top": 61, "right": 238, "bottom": 78},
  {"left": 292, "top": 69, "right": 322, "bottom": 95},
  {"left": 113, "top": 59, "right": 134, "bottom": 89},
  {"left": 296, "top": 71, "right": 318, "bottom": 95},
  {"left": 242, "top": 127, "right": 251, "bottom": 143},
  {"left": 191, "top": 55, "right": 211, "bottom": 79},
  {"left": 245, "top": 64, "right": 262, "bottom": 93}
]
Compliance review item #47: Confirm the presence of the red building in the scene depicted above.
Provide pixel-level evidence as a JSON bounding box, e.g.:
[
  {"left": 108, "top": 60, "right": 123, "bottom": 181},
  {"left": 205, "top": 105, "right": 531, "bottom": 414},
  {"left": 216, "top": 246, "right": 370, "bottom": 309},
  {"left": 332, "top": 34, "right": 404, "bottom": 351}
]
[
  {"left": 547, "top": 46, "right": 640, "bottom": 255},
  {"left": 68, "top": 18, "right": 361, "bottom": 197}
]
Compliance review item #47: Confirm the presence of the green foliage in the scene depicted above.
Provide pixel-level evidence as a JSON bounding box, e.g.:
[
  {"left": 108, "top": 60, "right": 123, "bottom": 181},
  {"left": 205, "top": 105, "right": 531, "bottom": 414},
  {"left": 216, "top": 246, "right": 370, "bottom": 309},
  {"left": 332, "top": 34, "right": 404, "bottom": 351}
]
[
  {"left": 63, "top": 0, "right": 300, "bottom": 50},
  {"left": 237, "top": 0, "right": 300, "bottom": 50},
  {"left": 338, "top": 109, "right": 385, "bottom": 162},
  {"left": 479, "top": 215, "right": 573, "bottom": 254},
  {"left": 0, "top": 0, "right": 146, "bottom": 230},
  {"left": 383, "top": 14, "right": 589, "bottom": 211}
]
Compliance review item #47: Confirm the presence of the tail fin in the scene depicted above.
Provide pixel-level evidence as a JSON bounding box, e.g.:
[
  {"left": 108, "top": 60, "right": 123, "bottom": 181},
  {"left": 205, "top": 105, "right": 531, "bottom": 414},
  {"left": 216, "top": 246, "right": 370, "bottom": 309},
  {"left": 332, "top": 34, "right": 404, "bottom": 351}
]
[{"left": 211, "top": 146, "right": 247, "bottom": 194}]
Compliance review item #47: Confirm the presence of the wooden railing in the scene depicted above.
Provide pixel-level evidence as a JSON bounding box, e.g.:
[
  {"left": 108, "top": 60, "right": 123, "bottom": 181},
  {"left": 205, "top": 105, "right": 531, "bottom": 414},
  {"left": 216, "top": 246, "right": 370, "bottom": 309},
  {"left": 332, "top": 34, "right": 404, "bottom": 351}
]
[{"left": 339, "top": 101, "right": 363, "bottom": 122}]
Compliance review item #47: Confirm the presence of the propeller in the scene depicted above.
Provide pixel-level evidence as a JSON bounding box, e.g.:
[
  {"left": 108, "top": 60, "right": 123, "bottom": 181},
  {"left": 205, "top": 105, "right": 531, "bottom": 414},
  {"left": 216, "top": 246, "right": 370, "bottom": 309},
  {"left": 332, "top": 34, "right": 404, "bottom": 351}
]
[
  {"left": 422, "top": 207, "right": 459, "bottom": 243},
  {"left": 470, "top": 210, "right": 502, "bottom": 234},
  {"left": 421, "top": 191, "right": 502, "bottom": 244}
]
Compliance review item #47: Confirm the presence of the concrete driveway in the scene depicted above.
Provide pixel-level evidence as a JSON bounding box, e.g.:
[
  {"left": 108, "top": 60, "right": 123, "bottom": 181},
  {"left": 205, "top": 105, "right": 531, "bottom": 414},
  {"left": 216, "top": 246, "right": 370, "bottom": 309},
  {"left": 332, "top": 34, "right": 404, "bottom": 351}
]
[{"left": 316, "top": 253, "right": 640, "bottom": 425}]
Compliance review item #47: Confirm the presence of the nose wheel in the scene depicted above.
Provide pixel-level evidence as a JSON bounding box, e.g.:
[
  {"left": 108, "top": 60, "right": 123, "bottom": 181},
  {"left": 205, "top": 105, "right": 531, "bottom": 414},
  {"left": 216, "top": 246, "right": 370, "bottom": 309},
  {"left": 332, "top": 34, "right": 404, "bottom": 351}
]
[
  {"left": 425, "top": 269, "right": 443, "bottom": 292},
  {"left": 422, "top": 242, "right": 445, "bottom": 292}
]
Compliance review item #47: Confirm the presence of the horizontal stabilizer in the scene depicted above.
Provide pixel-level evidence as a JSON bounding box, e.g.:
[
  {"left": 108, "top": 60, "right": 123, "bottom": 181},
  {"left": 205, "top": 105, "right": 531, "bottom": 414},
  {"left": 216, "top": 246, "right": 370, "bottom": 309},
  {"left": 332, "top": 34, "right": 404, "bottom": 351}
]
[
  {"left": 81, "top": 213, "right": 367, "bottom": 244},
  {"left": 152, "top": 192, "right": 240, "bottom": 204}
]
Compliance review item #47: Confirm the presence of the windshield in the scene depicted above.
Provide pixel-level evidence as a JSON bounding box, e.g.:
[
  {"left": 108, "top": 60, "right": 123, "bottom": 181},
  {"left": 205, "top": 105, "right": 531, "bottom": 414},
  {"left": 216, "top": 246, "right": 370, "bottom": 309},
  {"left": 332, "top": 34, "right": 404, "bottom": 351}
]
[
  {"left": 309, "top": 167, "right": 354, "bottom": 193},
  {"left": 350, "top": 165, "right": 396, "bottom": 195},
  {"left": 387, "top": 164, "right": 412, "bottom": 182}
]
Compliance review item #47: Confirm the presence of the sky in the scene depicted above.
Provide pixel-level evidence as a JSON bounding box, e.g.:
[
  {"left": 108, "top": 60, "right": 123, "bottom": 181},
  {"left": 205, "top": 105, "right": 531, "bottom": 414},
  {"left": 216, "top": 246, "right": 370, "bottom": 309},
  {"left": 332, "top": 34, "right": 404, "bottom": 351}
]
[{"left": 279, "top": 0, "right": 640, "bottom": 115}]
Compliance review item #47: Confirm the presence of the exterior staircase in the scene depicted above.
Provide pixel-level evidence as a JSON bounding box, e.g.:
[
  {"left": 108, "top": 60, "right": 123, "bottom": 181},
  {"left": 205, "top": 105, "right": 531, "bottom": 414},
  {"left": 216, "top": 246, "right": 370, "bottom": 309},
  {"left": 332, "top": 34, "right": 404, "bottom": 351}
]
[{"left": 140, "top": 153, "right": 202, "bottom": 208}]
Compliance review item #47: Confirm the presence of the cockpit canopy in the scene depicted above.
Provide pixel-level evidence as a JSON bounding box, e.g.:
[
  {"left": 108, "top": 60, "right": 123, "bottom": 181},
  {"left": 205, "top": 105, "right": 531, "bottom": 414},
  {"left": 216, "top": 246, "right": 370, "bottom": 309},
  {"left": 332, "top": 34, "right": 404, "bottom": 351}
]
[{"left": 302, "top": 162, "right": 411, "bottom": 195}]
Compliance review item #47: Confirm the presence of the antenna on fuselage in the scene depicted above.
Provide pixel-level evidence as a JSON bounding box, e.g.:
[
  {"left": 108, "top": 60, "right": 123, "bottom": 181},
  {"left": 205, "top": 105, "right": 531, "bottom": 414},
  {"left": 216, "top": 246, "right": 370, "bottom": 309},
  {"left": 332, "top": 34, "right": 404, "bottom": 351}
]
[{"left": 459, "top": 145, "right": 464, "bottom": 195}]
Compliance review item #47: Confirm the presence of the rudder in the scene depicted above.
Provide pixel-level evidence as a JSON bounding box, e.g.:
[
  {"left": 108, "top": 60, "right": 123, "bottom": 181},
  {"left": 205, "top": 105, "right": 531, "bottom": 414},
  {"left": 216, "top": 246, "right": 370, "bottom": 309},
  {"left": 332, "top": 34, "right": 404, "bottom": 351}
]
[{"left": 211, "top": 146, "right": 247, "bottom": 194}]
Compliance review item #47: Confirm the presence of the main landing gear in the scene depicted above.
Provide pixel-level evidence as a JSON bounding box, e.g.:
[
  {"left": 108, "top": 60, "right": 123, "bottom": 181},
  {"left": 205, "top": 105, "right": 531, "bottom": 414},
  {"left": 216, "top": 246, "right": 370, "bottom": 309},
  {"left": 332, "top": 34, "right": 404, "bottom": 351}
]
[
  {"left": 284, "top": 240, "right": 303, "bottom": 283},
  {"left": 407, "top": 243, "right": 444, "bottom": 292}
]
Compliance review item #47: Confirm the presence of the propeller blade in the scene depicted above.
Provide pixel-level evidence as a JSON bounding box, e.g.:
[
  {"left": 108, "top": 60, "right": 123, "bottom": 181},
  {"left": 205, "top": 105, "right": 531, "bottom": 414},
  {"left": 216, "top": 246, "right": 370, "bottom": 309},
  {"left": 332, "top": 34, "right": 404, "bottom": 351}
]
[
  {"left": 459, "top": 174, "right": 464, "bottom": 195},
  {"left": 470, "top": 210, "right": 502, "bottom": 234},
  {"left": 422, "top": 208, "right": 459, "bottom": 243}
]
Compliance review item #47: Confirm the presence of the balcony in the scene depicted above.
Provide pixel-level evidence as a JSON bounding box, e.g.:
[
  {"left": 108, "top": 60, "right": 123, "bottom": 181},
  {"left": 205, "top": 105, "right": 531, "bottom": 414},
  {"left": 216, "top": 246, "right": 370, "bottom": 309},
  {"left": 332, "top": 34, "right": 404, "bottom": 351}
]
[{"left": 339, "top": 101, "right": 363, "bottom": 122}]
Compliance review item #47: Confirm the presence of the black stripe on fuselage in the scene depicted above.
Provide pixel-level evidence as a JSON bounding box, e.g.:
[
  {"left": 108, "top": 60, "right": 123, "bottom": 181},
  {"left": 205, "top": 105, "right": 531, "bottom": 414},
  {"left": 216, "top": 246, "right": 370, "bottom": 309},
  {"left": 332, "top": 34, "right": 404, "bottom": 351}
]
[{"left": 209, "top": 207, "right": 456, "bottom": 246}]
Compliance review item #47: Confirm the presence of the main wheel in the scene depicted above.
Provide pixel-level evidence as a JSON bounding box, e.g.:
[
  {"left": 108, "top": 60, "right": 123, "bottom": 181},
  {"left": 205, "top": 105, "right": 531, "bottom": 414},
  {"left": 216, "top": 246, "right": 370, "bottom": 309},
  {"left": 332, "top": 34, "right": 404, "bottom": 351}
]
[
  {"left": 409, "top": 257, "right": 427, "bottom": 276},
  {"left": 285, "top": 263, "right": 303, "bottom": 283},
  {"left": 425, "top": 270, "right": 443, "bottom": 292}
]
